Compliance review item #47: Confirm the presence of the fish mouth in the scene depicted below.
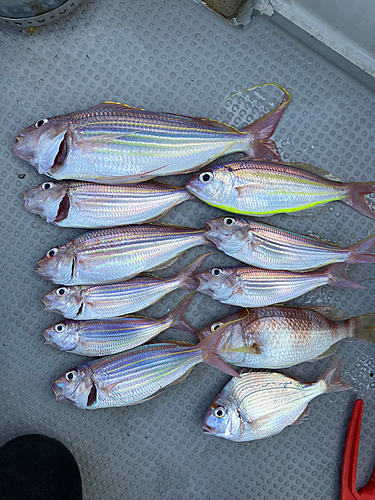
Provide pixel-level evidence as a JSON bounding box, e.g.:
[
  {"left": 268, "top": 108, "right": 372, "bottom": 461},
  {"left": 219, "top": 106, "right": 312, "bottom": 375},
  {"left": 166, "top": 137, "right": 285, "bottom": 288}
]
[
  {"left": 202, "top": 422, "right": 213, "bottom": 434},
  {"left": 52, "top": 383, "right": 69, "bottom": 403},
  {"left": 42, "top": 330, "right": 61, "bottom": 349}
]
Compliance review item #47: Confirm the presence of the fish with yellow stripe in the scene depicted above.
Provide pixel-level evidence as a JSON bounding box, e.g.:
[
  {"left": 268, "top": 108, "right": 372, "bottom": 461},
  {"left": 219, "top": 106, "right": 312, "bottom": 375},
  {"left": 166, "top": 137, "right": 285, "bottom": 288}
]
[
  {"left": 186, "top": 159, "right": 375, "bottom": 220},
  {"left": 12, "top": 84, "right": 290, "bottom": 184},
  {"left": 52, "top": 326, "right": 239, "bottom": 410}
]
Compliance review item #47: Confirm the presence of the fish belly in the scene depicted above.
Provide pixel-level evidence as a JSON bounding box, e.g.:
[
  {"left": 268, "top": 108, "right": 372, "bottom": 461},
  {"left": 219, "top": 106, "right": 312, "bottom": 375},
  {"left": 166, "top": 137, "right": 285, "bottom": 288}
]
[{"left": 55, "top": 136, "right": 246, "bottom": 183}]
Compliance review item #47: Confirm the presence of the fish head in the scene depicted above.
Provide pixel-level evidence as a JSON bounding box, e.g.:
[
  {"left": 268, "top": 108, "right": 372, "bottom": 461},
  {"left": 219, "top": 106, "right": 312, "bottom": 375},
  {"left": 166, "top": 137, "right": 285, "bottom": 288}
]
[
  {"left": 42, "top": 320, "right": 79, "bottom": 351},
  {"left": 24, "top": 181, "right": 70, "bottom": 223},
  {"left": 52, "top": 365, "right": 96, "bottom": 409},
  {"left": 205, "top": 216, "right": 250, "bottom": 252},
  {"left": 186, "top": 165, "right": 231, "bottom": 206},
  {"left": 196, "top": 267, "right": 237, "bottom": 302},
  {"left": 42, "top": 286, "right": 84, "bottom": 319},
  {"left": 12, "top": 114, "right": 70, "bottom": 175},
  {"left": 203, "top": 387, "right": 241, "bottom": 440},
  {"left": 36, "top": 241, "right": 76, "bottom": 285}
]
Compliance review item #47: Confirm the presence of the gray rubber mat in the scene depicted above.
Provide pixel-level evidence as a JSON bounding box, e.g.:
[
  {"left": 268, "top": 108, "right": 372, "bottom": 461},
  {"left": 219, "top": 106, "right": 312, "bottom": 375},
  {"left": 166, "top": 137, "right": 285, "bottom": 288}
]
[{"left": 0, "top": 1, "right": 374, "bottom": 499}]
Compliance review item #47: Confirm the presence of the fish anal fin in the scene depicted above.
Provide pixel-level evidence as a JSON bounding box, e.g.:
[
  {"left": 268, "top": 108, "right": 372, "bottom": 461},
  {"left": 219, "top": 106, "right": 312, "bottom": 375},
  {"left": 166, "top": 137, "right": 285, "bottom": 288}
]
[
  {"left": 292, "top": 406, "right": 310, "bottom": 425},
  {"left": 169, "top": 366, "right": 195, "bottom": 386},
  {"left": 311, "top": 343, "right": 338, "bottom": 361},
  {"left": 150, "top": 255, "right": 180, "bottom": 271}
]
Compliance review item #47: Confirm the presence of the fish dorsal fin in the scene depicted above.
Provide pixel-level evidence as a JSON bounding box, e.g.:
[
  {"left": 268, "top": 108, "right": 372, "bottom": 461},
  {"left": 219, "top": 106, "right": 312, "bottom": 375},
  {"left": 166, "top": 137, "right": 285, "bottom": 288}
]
[
  {"left": 87, "top": 101, "right": 144, "bottom": 113},
  {"left": 286, "top": 162, "right": 343, "bottom": 182},
  {"left": 192, "top": 116, "right": 241, "bottom": 135},
  {"left": 302, "top": 306, "right": 347, "bottom": 321},
  {"left": 239, "top": 158, "right": 344, "bottom": 183},
  {"left": 292, "top": 406, "right": 310, "bottom": 425},
  {"left": 311, "top": 343, "right": 339, "bottom": 361}
]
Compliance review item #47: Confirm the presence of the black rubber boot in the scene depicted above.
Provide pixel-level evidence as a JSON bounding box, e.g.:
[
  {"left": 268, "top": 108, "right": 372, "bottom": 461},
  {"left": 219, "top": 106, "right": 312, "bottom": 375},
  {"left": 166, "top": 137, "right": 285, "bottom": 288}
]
[{"left": 0, "top": 434, "right": 82, "bottom": 500}]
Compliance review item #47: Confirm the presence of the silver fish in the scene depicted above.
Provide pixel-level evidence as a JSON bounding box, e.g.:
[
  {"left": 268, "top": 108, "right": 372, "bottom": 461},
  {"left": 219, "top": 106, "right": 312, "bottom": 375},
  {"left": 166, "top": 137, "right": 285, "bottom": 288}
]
[
  {"left": 197, "top": 306, "right": 375, "bottom": 368},
  {"left": 36, "top": 224, "right": 211, "bottom": 286},
  {"left": 203, "top": 358, "right": 351, "bottom": 441},
  {"left": 205, "top": 216, "right": 375, "bottom": 271},
  {"left": 186, "top": 160, "right": 375, "bottom": 220},
  {"left": 41, "top": 255, "right": 206, "bottom": 319},
  {"left": 196, "top": 263, "right": 365, "bottom": 307},
  {"left": 43, "top": 294, "right": 197, "bottom": 356},
  {"left": 12, "top": 85, "right": 290, "bottom": 184},
  {"left": 24, "top": 180, "right": 194, "bottom": 228},
  {"left": 52, "top": 328, "right": 239, "bottom": 410}
]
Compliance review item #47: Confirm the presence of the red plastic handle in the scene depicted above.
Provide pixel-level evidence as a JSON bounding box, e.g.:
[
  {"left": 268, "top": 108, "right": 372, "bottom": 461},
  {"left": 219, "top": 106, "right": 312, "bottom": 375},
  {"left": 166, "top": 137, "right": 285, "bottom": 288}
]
[{"left": 341, "top": 399, "right": 375, "bottom": 500}]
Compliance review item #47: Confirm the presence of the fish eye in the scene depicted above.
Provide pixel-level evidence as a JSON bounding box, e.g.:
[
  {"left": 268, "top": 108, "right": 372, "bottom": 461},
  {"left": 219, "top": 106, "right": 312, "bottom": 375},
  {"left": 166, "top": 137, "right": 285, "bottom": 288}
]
[
  {"left": 47, "top": 247, "right": 58, "bottom": 258},
  {"left": 211, "top": 268, "right": 223, "bottom": 277},
  {"left": 214, "top": 407, "right": 226, "bottom": 418},
  {"left": 211, "top": 322, "right": 224, "bottom": 332},
  {"left": 224, "top": 217, "right": 235, "bottom": 226},
  {"left": 54, "top": 323, "right": 66, "bottom": 333},
  {"left": 65, "top": 370, "right": 77, "bottom": 382},
  {"left": 56, "top": 287, "right": 68, "bottom": 296},
  {"left": 42, "top": 182, "right": 54, "bottom": 190},
  {"left": 199, "top": 172, "right": 213, "bottom": 183},
  {"left": 35, "top": 118, "right": 48, "bottom": 128}
]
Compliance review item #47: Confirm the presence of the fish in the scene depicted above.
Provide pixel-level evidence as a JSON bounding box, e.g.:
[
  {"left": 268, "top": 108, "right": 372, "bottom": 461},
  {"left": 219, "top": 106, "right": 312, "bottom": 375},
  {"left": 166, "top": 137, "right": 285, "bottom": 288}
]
[
  {"left": 24, "top": 180, "right": 194, "bottom": 228},
  {"left": 196, "top": 306, "right": 375, "bottom": 368},
  {"left": 12, "top": 85, "right": 291, "bottom": 184},
  {"left": 43, "top": 294, "right": 197, "bottom": 356},
  {"left": 205, "top": 216, "right": 375, "bottom": 271},
  {"left": 202, "top": 358, "right": 351, "bottom": 441},
  {"left": 51, "top": 326, "right": 239, "bottom": 410},
  {"left": 186, "top": 159, "right": 375, "bottom": 220},
  {"left": 36, "top": 224, "right": 211, "bottom": 286},
  {"left": 41, "top": 254, "right": 206, "bottom": 319},
  {"left": 196, "top": 262, "right": 365, "bottom": 308}
]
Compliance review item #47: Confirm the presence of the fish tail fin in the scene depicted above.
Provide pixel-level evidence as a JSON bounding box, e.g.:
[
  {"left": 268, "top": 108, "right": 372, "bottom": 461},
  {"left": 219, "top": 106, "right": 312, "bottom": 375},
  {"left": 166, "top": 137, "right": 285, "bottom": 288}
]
[
  {"left": 240, "top": 84, "right": 291, "bottom": 161},
  {"left": 178, "top": 253, "right": 212, "bottom": 290},
  {"left": 347, "top": 233, "right": 375, "bottom": 264},
  {"left": 326, "top": 263, "right": 366, "bottom": 290},
  {"left": 344, "top": 182, "right": 375, "bottom": 221},
  {"left": 167, "top": 293, "right": 197, "bottom": 334},
  {"left": 351, "top": 314, "right": 375, "bottom": 343},
  {"left": 317, "top": 358, "right": 352, "bottom": 394},
  {"left": 198, "top": 327, "right": 239, "bottom": 377}
]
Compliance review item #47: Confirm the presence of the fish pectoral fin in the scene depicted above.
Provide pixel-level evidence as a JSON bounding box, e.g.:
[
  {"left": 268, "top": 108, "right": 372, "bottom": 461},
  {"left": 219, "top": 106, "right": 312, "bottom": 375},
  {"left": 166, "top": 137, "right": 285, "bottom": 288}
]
[
  {"left": 225, "top": 343, "right": 261, "bottom": 355},
  {"left": 311, "top": 343, "right": 339, "bottom": 361},
  {"left": 76, "top": 131, "right": 142, "bottom": 153},
  {"left": 99, "top": 381, "right": 121, "bottom": 396},
  {"left": 87, "top": 101, "right": 144, "bottom": 112},
  {"left": 292, "top": 406, "right": 310, "bottom": 425},
  {"left": 301, "top": 306, "right": 347, "bottom": 321}
]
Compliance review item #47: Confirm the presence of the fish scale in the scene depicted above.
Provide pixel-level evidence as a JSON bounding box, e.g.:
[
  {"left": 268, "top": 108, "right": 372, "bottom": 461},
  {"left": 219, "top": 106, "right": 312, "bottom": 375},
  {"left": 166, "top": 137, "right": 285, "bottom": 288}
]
[
  {"left": 24, "top": 181, "right": 193, "bottom": 228},
  {"left": 196, "top": 305, "right": 375, "bottom": 369},
  {"left": 13, "top": 86, "right": 291, "bottom": 183},
  {"left": 203, "top": 360, "right": 351, "bottom": 442},
  {"left": 36, "top": 224, "right": 209, "bottom": 285},
  {"left": 187, "top": 160, "right": 375, "bottom": 220}
]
